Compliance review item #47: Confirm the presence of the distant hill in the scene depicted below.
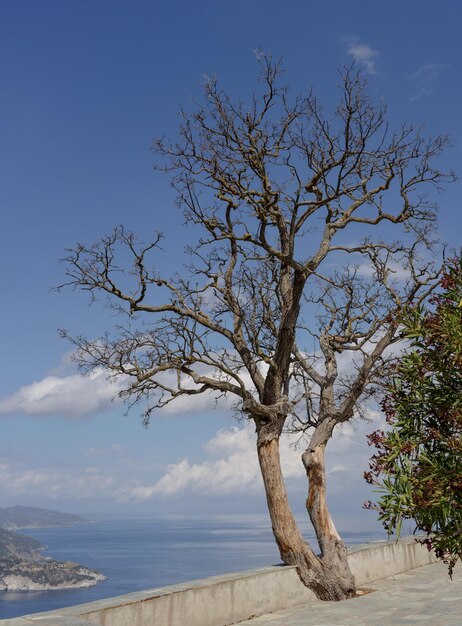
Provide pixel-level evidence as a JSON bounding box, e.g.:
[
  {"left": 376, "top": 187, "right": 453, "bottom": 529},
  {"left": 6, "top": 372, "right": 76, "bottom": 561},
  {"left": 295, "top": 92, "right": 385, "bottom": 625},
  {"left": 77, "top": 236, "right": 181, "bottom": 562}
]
[{"left": 0, "top": 506, "right": 88, "bottom": 530}]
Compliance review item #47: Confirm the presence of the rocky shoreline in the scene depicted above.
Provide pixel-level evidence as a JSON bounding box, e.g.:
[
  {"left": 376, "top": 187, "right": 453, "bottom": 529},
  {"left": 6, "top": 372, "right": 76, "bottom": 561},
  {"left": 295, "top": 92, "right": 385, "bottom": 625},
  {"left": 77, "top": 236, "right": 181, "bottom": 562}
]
[
  {"left": 0, "top": 556, "right": 106, "bottom": 591},
  {"left": 0, "top": 510, "right": 106, "bottom": 592}
]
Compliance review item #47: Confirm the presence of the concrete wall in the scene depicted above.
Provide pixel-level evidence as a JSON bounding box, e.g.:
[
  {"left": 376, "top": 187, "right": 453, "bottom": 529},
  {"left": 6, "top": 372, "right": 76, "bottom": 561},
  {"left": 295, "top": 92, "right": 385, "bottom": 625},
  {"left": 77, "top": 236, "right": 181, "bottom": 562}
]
[
  {"left": 349, "top": 536, "right": 436, "bottom": 586},
  {"left": 2, "top": 537, "right": 437, "bottom": 626}
]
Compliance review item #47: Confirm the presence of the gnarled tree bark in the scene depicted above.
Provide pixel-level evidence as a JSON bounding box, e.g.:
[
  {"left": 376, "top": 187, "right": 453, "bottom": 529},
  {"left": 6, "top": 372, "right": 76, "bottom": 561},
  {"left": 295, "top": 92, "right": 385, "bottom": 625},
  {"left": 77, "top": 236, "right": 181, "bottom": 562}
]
[
  {"left": 303, "top": 441, "right": 355, "bottom": 596},
  {"left": 256, "top": 423, "right": 355, "bottom": 600}
]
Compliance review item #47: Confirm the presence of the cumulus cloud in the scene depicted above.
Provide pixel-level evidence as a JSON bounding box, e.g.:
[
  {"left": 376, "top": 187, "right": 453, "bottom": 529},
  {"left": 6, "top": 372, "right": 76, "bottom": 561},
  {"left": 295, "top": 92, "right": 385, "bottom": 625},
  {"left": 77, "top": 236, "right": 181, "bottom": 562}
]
[
  {"left": 410, "top": 63, "right": 449, "bottom": 99},
  {"left": 157, "top": 364, "right": 260, "bottom": 416},
  {"left": 116, "top": 425, "right": 299, "bottom": 501},
  {"left": 346, "top": 41, "right": 379, "bottom": 74},
  {"left": 117, "top": 415, "right": 379, "bottom": 502},
  {"left": 0, "top": 353, "right": 237, "bottom": 420},
  {"left": 0, "top": 412, "right": 384, "bottom": 504},
  {"left": 0, "top": 368, "right": 123, "bottom": 418},
  {"left": 159, "top": 388, "right": 231, "bottom": 416}
]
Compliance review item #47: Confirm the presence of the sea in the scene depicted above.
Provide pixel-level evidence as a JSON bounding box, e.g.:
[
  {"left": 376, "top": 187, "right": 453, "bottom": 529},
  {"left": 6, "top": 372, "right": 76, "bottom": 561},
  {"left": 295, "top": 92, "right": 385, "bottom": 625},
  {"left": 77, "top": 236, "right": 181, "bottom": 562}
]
[{"left": 0, "top": 515, "right": 385, "bottom": 620}]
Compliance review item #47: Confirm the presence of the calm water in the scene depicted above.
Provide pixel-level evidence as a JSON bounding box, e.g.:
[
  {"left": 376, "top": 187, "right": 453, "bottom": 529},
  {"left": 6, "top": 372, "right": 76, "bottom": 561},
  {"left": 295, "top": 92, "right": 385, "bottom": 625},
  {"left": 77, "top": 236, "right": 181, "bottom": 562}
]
[{"left": 0, "top": 516, "right": 384, "bottom": 619}]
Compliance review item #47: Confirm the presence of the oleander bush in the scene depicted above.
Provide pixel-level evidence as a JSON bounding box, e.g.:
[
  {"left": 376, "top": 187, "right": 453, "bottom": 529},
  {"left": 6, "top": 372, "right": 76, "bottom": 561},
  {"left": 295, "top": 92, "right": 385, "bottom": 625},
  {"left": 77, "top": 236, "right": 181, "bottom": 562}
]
[{"left": 365, "top": 257, "right": 462, "bottom": 576}]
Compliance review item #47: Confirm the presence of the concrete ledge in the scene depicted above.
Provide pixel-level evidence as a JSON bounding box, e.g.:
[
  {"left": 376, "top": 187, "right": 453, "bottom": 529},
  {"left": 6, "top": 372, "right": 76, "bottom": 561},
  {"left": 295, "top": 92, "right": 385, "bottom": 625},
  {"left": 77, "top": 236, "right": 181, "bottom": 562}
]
[
  {"left": 2, "top": 537, "right": 437, "bottom": 626},
  {"left": 348, "top": 536, "right": 437, "bottom": 586}
]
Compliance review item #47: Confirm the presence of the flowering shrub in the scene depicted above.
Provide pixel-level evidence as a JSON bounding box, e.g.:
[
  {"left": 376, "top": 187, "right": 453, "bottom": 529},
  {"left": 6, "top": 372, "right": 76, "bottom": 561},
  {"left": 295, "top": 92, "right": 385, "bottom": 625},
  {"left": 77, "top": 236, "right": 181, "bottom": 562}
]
[{"left": 365, "top": 257, "right": 462, "bottom": 576}]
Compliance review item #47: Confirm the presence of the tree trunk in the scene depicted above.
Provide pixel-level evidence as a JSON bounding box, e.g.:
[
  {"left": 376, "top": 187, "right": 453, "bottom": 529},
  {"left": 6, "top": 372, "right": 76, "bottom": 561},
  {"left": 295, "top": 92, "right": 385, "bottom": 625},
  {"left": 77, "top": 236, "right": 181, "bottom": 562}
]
[
  {"left": 257, "top": 434, "right": 356, "bottom": 600},
  {"left": 303, "top": 442, "right": 356, "bottom": 597}
]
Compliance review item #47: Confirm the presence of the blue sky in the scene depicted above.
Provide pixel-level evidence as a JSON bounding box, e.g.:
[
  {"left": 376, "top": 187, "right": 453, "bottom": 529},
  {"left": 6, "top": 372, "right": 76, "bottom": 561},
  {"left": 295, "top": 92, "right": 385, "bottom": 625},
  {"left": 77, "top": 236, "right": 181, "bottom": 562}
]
[{"left": 0, "top": 0, "right": 461, "bottom": 530}]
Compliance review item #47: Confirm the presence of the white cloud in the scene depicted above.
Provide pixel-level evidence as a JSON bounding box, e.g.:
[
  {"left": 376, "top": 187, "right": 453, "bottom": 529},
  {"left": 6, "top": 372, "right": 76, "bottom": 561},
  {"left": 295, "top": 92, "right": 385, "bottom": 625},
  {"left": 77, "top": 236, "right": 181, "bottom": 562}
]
[
  {"left": 116, "top": 425, "right": 303, "bottom": 501},
  {"left": 410, "top": 63, "right": 449, "bottom": 99},
  {"left": 116, "top": 416, "right": 382, "bottom": 502},
  {"left": 0, "top": 368, "right": 123, "bottom": 418},
  {"left": 0, "top": 349, "right": 265, "bottom": 421},
  {"left": 159, "top": 388, "right": 230, "bottom": 416},
  {"left": 346, "top": 41, "right": 379, "bottom": 74},
  {"left": 154, "top": 363, "right": 262, "bottom": 416},
  {"left": 0, "top": 354, "right": 237, "bottom": 420},
  {"left": 0, "top": 412, "right": 385, "bottom": 505}
]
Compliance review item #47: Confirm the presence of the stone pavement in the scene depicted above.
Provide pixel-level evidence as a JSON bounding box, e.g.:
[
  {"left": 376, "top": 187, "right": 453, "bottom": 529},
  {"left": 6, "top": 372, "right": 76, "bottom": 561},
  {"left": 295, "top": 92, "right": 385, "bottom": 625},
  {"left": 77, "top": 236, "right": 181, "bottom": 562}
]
[{"left": 235, "top": 561, "right": 461, "bottom": 625}]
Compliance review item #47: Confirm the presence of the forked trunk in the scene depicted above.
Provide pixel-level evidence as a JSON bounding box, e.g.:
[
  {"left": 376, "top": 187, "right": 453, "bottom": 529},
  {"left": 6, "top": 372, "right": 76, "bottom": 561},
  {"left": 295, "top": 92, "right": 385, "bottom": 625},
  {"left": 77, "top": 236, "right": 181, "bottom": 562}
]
[
  {"left": 304, "top": 442, "right": 356, "bottom": 596},
  {"left": 257, "top": 435, "right": 356, "bottom": 600}
]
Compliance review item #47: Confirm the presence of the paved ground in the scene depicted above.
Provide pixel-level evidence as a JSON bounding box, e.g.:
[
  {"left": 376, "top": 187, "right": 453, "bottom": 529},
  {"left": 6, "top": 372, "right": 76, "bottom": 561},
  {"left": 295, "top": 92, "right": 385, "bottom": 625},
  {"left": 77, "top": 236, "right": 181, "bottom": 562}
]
[{"left": 235, "top": 561, "right": 462, "bottom": 625}]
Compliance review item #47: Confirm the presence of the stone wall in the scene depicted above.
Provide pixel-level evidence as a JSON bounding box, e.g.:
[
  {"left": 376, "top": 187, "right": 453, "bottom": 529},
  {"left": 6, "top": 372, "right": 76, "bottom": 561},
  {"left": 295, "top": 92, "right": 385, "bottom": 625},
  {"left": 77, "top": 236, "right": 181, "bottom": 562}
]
[{"left": 2, "top": 537, "right": 437, "bottom": 626}]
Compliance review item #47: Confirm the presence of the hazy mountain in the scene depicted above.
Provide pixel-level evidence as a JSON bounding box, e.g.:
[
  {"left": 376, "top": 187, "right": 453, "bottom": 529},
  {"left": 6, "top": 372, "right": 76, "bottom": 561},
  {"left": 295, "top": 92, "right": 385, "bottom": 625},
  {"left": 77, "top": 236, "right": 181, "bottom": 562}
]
[{"left": 0, "top": 506, "right": 88, "bottom": 530}]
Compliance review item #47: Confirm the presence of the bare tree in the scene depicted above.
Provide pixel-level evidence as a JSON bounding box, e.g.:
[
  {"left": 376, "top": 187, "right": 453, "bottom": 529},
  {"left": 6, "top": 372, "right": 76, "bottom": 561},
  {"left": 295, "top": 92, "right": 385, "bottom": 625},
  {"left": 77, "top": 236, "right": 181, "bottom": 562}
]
[{"left": 58, "top": 56, "right": 454, "bottom": 600}]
